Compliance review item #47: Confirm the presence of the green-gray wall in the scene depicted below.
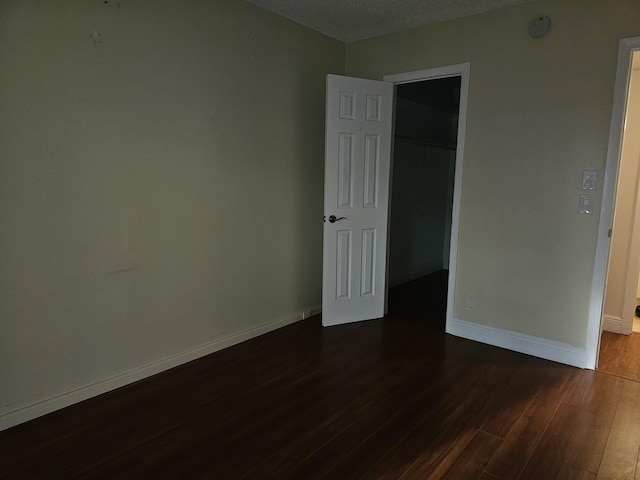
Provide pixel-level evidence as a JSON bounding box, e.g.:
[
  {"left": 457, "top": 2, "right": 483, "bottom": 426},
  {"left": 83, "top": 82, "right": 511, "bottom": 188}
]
[
  {"left": 347, "top": 0, "right": 640, "bottom": 348},
  {"left": 0, "top": 0, "right": 343, "bottom": 427},
  {"left": 4, "top": 0, "right": 639, "bottom": 430}
]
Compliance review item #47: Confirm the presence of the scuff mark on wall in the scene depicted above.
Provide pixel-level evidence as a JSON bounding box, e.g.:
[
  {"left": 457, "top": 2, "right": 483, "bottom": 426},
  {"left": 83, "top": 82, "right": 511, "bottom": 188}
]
[{"left": 90, "top": 30, "right": 102, "bottom": 44}]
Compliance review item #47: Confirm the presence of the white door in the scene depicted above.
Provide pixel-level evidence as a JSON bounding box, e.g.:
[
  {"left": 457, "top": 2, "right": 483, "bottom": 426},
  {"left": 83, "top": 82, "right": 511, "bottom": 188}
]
[{"left": 322, "top": 74, "right": 394, "bottom": 327}]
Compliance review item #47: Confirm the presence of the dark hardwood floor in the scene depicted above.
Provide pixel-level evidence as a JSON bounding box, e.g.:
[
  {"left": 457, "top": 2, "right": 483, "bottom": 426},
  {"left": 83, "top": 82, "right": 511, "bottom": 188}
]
[
  {"left": 2, "top": 271, "right": 640, "bottom": 479},
  {"left": 599, "top": 330, "right": 640, "bottom": 382}
]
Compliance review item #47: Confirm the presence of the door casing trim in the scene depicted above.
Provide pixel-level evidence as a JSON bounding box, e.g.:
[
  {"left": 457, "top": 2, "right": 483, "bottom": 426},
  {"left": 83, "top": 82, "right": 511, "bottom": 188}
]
[
  {"left": 587, "top": 36, "right": 640, "bottom": 369},
  {"left": 384, "top": 63, "right": 470, "bottom": 334}
]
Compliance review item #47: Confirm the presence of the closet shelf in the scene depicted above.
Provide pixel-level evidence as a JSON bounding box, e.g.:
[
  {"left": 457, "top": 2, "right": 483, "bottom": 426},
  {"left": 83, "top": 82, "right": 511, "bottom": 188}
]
[{"left": 394, "top": 133, "right": 456, "bottom": 150}]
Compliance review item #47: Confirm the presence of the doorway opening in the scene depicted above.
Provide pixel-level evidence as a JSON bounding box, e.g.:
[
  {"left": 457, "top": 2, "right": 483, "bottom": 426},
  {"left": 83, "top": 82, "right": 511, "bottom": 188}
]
[
  {"left": 321, "top": 66, "right": 469, "bottom": 328},
  {"left": 587, "top": 36, "right": 640, "bottom": 370},
  {"left": 383, "top": 64, "right": 470, "bottom": 332},
  {"left": 386, "top": 77, "right": 461, "bottom": 325},
  {"left": 601, "top": 51, "right": 640, "bottom": 336},
  {"left": 597, "top": 46, "right": 640, "bottom": 379}
]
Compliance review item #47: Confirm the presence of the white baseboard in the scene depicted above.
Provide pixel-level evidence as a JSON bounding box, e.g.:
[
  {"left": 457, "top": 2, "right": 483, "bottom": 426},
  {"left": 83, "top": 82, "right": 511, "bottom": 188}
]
[
  {"left": 0, "top": 305, "right": 320, "bottom": 432},
  {"left": 602, "top": 315, "right": 622, "bottom": 333},
  {"left": 447, "top": 318, "right": 586, "bottom": 368}
]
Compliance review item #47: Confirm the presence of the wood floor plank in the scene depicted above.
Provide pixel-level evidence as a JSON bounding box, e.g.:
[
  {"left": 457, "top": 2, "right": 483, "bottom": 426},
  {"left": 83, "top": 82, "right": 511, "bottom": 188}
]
[
  {"left": 479, "top": 473, "right": 502, "bottom": 480},
  {"left": 83, "top": 329, "right": 410, "bottom": 477},
  {"left": 597, "top": 380, "right": 640, "bottom": 480},
  {"left": 0, "top": 316, "right": 340, "bottom": 476},
  {"left": 2, "top": 272, "right": 638, "bottom": 479},
  {"left": 350, "top": 349, "right": 539, "bottom": 480},
  {"left": 393, "top": 355, "right": 540, "bottom": 480},
  {"left": 518, "top": 371, "right": 623, "bottom": 480},
  {"left": 437, "top": 431, "right": 503, "bottom": 480},
  {"left": 75, "top": 277, "right": 451, "bottom": 479},
  {"left": 484, "top": 364, "right": 574, "bottom": 480},
  {"left": 556, "top": 463, "right": 598, "bottom": 480},
  {"left": 280, "top": 347, "right": 480, "bottom": 480},
  {"left": 479, "top": 358, "right": 557, "bottom": 439},
  {"left": 239, "top": 349, "right": 466, "bottom": 479},
  {"left": 598, "top": 332, "right": 640, "bottom": 382}
]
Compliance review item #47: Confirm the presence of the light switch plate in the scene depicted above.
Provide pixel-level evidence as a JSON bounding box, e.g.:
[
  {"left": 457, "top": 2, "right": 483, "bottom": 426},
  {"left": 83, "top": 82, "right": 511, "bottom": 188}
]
[
  {"left": 578, "top": 194, "right": 595, "bottom": 214},
  {"left": 582, "top": 170, "right": 598, "bottom": 190}
]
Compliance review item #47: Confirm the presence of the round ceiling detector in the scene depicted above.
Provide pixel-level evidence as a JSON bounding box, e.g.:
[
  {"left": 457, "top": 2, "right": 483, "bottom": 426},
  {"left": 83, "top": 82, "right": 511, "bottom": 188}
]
[{"left": 528, "top": 15, "right": 551, "bottom": 38}]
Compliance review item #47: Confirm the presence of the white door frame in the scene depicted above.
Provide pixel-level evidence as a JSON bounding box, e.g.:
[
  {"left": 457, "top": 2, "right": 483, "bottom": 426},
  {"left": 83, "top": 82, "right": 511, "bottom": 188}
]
[
  {"left": 585, "top": 36, "right": 640, "bottom": 369},
  {"left": 384, "top": 63, "right": 470, "bottom": 331},
  {"left": 621, "top": 155, "right": 640, "bottom": 334}
]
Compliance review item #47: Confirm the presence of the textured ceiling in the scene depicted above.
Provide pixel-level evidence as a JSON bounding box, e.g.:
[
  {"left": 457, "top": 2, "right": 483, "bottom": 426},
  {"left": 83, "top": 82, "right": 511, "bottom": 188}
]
[{"left": 245, "top": 0, "right": 536, "bottom": 42}]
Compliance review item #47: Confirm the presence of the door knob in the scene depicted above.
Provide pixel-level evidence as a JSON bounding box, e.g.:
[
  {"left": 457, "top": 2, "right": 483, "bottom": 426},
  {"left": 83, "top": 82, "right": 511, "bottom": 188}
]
[{"left": 328, "top": 215, "right": 346, "bottom": 223}]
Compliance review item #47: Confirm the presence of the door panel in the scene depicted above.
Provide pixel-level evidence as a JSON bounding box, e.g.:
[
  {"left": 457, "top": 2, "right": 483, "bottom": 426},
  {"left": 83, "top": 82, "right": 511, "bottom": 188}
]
[{"left": 322, "top": 74, "right": 394, "bottom": 327}]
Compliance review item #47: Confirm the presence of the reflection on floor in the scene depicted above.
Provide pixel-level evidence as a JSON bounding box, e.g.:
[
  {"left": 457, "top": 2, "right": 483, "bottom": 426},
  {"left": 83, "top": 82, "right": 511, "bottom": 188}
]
[{"left": 599, "top": 330, "right": 640, "bottom": 382}]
